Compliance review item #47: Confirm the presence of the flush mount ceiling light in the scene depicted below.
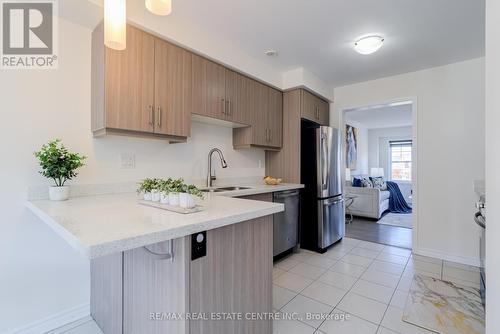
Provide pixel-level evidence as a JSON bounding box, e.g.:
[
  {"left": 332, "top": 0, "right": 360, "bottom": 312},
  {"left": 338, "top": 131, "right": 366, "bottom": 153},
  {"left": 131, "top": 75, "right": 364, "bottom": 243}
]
[
  {"left": 104, "top": 0, "right": 127, "bottom": 50},
  {"left": 354, "top": 35, "right": 385, "bottom": 55},
  {"left": 145, "top": 0, "right": 172, "bottom": 16},
  {"left": 265, "top": 50, "right": 278, "bottom": 57}
]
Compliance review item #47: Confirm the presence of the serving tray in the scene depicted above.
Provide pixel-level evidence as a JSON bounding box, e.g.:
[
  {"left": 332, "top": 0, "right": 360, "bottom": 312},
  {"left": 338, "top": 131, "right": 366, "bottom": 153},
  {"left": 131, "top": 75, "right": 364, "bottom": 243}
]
[{"left": 138, "top": 200, "right": 205, "bottom": 214}]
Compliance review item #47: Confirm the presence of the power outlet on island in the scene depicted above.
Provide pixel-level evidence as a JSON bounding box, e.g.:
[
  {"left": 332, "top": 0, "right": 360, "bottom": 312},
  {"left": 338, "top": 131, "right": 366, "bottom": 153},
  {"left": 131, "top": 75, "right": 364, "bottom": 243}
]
[{"left": 120, "top": 153, "right": 135, "bottom": 169}]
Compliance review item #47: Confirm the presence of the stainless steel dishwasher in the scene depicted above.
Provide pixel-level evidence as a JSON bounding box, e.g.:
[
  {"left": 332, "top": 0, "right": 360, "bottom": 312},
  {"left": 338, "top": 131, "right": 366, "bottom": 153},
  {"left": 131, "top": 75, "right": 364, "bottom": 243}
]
[{"left": 273, "top": 190, "right": 300, "bottom": 257}]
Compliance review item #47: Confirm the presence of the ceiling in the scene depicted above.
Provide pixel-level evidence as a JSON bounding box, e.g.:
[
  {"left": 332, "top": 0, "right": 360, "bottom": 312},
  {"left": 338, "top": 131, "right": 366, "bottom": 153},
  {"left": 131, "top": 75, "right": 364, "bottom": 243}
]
[
  {"left": 63, "top": 0, "right": 485, "bottom": 88},
  {"left": 345, "top": 103, "right": 412, "bottom": 129}
]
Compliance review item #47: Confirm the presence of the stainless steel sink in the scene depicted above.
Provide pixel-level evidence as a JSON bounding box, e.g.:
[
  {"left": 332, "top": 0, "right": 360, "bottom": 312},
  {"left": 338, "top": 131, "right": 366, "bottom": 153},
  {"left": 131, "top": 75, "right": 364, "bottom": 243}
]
[
  {"left": 201, "top": 186, "right": 251, "bottom": 192},
  {"left": 216, "top": 186, "right": 251, "bottom": 191}
]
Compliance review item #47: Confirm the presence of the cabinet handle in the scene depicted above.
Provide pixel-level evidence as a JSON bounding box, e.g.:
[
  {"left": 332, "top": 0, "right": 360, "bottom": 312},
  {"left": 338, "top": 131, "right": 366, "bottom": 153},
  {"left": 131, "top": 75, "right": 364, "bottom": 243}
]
[
  {"left": 222, "top": 98, "right": 226, "bottom": 115},
  {"left": 269, "top": 129, "right": 272, "bottom": 142},
  {"left": 148, "top": 105, "right": 154, "bottom": 126},
  {"left": 157, "top": 106, "right": 161, "bottom": 127},
  {"left": 226, "top": 100, "right": 231, "bottom": 117},
  {"left": 143, "top": 240, "right": 174, "bottom": 261}
]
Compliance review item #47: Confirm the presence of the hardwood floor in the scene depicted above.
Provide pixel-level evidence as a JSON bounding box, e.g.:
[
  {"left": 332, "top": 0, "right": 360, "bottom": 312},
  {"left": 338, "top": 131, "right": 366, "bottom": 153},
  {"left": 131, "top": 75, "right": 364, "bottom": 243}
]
[{"left": 345, "top": 216, "right": 412, "bottom": 249}]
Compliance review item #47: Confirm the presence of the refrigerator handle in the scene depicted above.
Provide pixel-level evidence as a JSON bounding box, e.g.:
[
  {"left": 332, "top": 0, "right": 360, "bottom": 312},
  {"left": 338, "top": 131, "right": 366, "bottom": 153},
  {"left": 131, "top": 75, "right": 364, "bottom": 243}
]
[{"left": 321, "top": 133, "right": 328, "bottom": 190}]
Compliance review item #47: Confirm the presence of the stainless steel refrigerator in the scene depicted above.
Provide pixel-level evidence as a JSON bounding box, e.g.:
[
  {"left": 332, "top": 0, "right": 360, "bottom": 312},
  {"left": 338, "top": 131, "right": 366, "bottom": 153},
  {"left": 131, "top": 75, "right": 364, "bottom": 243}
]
[{"left": 300, "top": 120, "right": 345, "bottom": 253}]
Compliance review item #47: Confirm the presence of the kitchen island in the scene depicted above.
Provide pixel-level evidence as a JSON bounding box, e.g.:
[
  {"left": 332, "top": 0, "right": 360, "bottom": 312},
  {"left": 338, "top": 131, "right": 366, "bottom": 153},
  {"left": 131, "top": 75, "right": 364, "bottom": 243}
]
[{"left": 26, "top": 183, "right": 302, "bottom": 334}]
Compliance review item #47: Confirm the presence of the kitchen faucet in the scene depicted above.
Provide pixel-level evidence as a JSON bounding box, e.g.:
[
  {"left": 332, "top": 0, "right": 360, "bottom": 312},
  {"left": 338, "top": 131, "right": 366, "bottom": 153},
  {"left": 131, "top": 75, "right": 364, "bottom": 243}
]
[{"left": 207, "top": 148, "right": 228, "bottom": 187}]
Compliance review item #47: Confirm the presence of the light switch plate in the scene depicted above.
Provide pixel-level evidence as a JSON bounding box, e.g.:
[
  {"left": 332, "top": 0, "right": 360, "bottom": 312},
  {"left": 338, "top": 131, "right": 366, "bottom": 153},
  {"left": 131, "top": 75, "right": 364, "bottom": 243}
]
[{"left": 120, "top": 153, "right": 135, "bottom": 169}]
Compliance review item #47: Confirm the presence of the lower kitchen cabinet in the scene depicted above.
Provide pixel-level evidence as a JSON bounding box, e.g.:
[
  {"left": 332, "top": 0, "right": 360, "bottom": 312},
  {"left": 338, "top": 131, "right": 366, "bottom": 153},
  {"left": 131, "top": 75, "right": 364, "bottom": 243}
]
[{"left": 90, "top": 216, "right": 273, "bottom": 334}]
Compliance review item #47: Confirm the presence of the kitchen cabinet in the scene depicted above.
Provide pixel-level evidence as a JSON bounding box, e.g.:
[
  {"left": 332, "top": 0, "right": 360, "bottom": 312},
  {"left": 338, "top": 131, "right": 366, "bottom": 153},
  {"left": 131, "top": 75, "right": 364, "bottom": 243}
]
[
  {"left": 192, "top": 55, "right": 226, "bottom": 120},
  {"left": 191, "top": 57, "right": 249, "bottom": 125},
  {"left": 266, "top": 88, "right": 330, "bottom": 183},
  {"left": 300, "top": 89, "right": 329, "bottom": 126},
  {"left": 233, "top": 82, "right": 283, "bottom": 150},
  {"left": 90, "top": 216, "right": 273, "bottom": 334},
  {"left": 91, "top": 23, "right": 190, "bottom": 142}
]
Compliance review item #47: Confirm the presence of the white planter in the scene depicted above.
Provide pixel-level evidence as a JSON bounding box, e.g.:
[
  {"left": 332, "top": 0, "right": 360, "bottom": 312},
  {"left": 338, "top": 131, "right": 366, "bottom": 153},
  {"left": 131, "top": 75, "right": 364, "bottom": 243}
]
[
  {"left": 168, "top": 192, "right": 180, "bottom": 206},
  {"left": 151, "top": 190, "right": 161, "bottom": 202},
  {"left": 49, "top": 186, "right": 70, "bottom": 201},
  {"left": 160, "top": 192, "right": 169, "bottom": 204},
  {"left": 181, "top": 193, "right": 196, "bottom": 208},
  {"left": 143, "top": 192, "right": 152, "bottom": 201}
]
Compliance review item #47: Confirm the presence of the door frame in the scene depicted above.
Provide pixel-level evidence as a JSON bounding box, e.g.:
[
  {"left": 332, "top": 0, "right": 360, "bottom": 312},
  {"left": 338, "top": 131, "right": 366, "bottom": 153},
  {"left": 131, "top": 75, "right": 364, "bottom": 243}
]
[{"left": 339, "top": 96, "right": 419, "bottom": 250}]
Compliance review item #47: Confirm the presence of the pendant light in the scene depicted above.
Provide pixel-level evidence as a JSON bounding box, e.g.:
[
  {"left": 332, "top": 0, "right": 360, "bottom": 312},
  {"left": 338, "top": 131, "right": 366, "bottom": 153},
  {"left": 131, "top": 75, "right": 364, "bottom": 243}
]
[
  {"left": 104, "top": 0, "right": 127, "bottom": 50},
  {"left": 145, "top": 0, "right": 172, "bottom": 16}
]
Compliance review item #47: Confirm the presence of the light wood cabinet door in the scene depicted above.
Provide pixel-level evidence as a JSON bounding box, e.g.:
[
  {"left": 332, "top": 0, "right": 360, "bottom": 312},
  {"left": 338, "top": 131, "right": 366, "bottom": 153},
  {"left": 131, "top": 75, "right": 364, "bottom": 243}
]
[
  {"left": 154, "top": 39, "right": 192, "bottom": 137},
  {"left": 190, "top": 216, "right": 273, "bottom": 334},
  {"left": 236, "top": 74, "right": 255, "bottom": 125},
  {"left": 300, "top": 89, "right": 319, "bottom": 123},
  {"left": 192, "top": 55, "right": 226, "bottom": 120},
  {"left": 318, "top": 98, "right": 330, "bottom": 126},
  {"left": 123, "top": 239, "right": 188, "bottom": 334},
  {"left": 300, "top": 89, "right": 329, "bottom": 125},
  {"left": 252, "top": 81, "right": 270, "bottom": 146},
  {"left": 105, "top": 25, "right": 155, "bottom": 133},
  {"left": 267, "top": 88, "right": 283, "bottom": 148}
]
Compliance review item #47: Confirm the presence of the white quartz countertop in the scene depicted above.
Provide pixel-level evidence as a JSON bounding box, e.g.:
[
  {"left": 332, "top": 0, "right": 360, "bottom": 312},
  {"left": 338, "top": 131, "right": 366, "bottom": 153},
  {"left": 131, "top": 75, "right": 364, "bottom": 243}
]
[{"left": 26, "top": 192, "right": 286, "bottom": 259}]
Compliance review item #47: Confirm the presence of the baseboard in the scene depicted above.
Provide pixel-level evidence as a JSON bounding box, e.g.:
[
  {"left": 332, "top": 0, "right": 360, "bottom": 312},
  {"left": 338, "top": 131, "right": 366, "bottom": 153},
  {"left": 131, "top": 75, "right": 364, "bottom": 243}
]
[
  {"left": 6, "top": 303, "right": 90, "bottom": 334},
  {"left": 413, "top": 246, "right": 480, "bottom": 267}
]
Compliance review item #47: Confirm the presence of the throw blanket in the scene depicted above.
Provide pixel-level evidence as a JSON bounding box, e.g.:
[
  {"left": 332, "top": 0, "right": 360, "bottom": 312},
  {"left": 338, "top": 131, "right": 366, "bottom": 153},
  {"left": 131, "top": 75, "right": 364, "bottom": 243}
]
[{"left": 386, "top": 181, "right": 412, "bottom": 213}]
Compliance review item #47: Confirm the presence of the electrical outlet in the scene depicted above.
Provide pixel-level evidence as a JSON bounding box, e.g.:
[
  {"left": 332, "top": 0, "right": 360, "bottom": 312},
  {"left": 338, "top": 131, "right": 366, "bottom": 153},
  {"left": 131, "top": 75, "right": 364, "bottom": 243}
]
[{"left": 120, "top": 153, "right": 135, "bottom": 169}]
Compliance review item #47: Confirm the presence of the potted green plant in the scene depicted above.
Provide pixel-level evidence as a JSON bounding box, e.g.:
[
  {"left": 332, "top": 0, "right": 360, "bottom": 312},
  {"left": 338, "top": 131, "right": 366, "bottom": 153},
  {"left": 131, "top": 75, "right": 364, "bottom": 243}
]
[
  {"left": 168, "top": 178, "right": 184, "bottom": 206},
  {"left": 34, "top": 139, "right": 86, "bottom": 201},
  {"left": 150, "top": 178, "right": 161, "bottom": 202},
  {"left": 180, "top": 184, "right": 204, "bottom": 208},
  {"left": 138, "top": 178, "right": 156, "bottom": 201},
  {"left": 159, "top": 178, "right": 173, "bottom": 204}
]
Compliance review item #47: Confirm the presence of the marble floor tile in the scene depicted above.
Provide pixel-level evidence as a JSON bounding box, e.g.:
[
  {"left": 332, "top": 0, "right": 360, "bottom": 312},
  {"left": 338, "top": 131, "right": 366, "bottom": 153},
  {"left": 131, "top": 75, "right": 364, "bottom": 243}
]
[{"left": 403, "top": 275, "right": 485, "bottom": 334}]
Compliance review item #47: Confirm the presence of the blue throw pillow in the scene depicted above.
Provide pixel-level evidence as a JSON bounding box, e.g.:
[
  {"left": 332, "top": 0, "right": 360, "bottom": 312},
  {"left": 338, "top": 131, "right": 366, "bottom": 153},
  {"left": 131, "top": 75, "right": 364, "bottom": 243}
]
[{"left": 352, "top": 177, "right": 362, "bottom": 187}]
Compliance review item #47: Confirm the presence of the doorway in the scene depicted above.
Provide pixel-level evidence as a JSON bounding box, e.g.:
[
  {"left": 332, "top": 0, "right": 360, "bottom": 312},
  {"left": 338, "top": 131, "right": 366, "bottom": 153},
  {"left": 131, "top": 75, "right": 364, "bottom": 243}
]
[{"left": 341, "top": 99, "right": 417, "bottom": 250}]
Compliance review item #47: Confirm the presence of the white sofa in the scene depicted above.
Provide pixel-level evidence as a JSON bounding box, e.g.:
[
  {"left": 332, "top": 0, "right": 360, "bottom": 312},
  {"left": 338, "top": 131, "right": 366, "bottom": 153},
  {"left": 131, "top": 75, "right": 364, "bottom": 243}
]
[{"left": 345, "top": 185, "right": 390, "bottom": 219}]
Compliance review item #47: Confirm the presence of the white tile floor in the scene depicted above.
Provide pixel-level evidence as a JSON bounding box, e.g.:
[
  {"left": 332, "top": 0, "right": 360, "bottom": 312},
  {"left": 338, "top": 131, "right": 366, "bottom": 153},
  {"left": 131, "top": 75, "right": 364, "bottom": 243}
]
[
  {"left": 51, "top": 237, "right": 481, "bottom": 334},
  {"left": 272, "top": 237, "right": 481, "bottom": 334}
]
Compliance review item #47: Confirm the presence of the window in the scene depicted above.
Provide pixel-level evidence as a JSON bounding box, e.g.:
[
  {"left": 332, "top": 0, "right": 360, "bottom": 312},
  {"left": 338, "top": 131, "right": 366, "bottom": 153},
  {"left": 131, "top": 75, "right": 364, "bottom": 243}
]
[{"left": 390, "top": 140, "right": 412, "bottom": 181}]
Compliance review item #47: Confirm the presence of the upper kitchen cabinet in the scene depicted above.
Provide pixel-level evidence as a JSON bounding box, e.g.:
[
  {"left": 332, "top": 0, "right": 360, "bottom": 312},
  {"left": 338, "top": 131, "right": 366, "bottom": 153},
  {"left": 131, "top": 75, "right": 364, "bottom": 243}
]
[
  {"left": 191, "top": 56, "right": 249, "bottom": 125},
  {"left": 233, "top": 82, "right": 283, "bottom": 150},
  {"left": 91, "top": 23, "right": 190, "bottom": 142},
  {"left": 154, "top": 38, "right": 192, "bottom": 137},
  {"left": 192, "top": 55, "right": 226, "bottom": 120},
  {"left": 300, "top": 89, "right": 330, "bottom": 126}
]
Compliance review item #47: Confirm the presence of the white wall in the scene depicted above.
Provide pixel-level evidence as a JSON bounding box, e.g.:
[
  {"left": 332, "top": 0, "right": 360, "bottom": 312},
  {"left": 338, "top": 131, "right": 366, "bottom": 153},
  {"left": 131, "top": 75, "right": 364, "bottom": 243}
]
[
  {"left": 334, "top": 58, "right": 485, "bottom": 265},
  {"left": 368, "top": 126, "right": 413, "bottom": 202},
  {"left": 0, "top": 18, "right": 265, "bottom": 333},
  {"left": 485, "top": 0, "right": 500, "bottom": 332}
]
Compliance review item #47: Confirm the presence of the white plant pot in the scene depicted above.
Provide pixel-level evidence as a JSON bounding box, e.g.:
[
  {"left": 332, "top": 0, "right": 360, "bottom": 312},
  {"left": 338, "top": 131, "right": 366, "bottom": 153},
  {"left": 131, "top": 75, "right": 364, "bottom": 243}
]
[
  {"left": 49, "top": 186, "right": 70, "bottom": 201},
  {"left": 179, "top": 193, "right": 196, "bottom": 209},
  {"left": 169, "top": 193, "right": 180, "bottom": 206},
  {"left": 143, "top": 192, "right": 152, "bottom": 201},
  {"left": 160, "top": 192, "right": 169, "bottom": 204},
  {"left": 151, "top": 190, "right": 161, "bottom": 202}
]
